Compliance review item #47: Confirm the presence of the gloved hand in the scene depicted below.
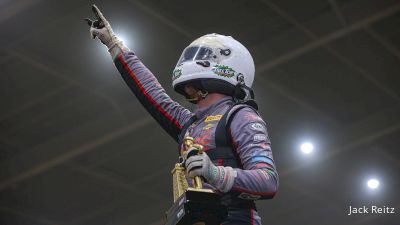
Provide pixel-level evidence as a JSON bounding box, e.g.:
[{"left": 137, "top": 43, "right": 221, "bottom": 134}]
[
  {"left": 185, "top": 148, "right": 237, "bottom": 193},
  {"left": 85, "top": 5, "right": 128, "bottom": 59}
]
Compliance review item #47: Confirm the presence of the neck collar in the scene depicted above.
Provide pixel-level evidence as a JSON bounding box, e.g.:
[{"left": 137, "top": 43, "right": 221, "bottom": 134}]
[{"left": 194, "top": 96, "right": 233, "bottom": 119}]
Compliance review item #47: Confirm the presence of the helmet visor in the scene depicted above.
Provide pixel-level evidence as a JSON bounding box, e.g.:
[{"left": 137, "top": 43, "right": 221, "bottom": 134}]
[{"left": 177, "top": 46, "right": 214, "bottom": 65}]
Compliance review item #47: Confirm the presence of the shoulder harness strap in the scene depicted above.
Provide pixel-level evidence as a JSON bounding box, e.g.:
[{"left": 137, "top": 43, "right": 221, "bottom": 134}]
[
  {"left": 207, "top": 103, "right": 257, "bottom": 168},
  {"left": 216, "top": 103, "right": 259, "bottom": 147}
]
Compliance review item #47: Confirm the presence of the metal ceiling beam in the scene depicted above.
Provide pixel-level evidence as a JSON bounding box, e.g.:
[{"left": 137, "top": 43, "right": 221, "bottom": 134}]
[
  {"left": 66, "top": 163, "right": 168, "bottom": 224},
  {"left": 126, "top": 0, "right": 194, "bottom": 39},
  {"left": 63, "top": 164, "right": 165, "bottom": 224},
  {"left": 370, "top": 146, "right": 400, "bottom": 168},
  {"left": 328, "top": 0, "right": 347, "bottom": 27},
  {"left": 0, "top": 0, "right": 44, "bottom": 23},
  {"left": 65, "top": 164, "right": 161, "bottom": 198},
  {"left": 0, "top": 206, "right": 58, "bottom": 225},
  {"left": 327, "top": 48, "right": 400, "bottom": 102},
  {"left": 63, "top": 136, "right": 170, "bottom": 224},
  {"left": 256, "top": 2, "right": 400, "bottom": 73},
  {"left": 0, "top": 116, "right": 153, "bottom": 191},
  {"left": 7, "top": 50, "right": 127, "bottom": 122},
  {"left": 0, "top": 52, "right": 11, "bottom": 65},
  {"left": 0, "top": 85, "right": 70, "bottom": 123},
  {"left": 280, "top": 109, "right": 400, "bottom": 177},
  {"left": 259, "top": 0, "right": 400, "bottom": 102},
  {"left": 256, "top": 77, "right": 341, "bottom": 125},
  {"left": 365, "top": 26, "right": 400, "bottom": 61},
  {"left": 4, "top": 2, "right": 86, "bottom": 51},
  {"left": 69, "top": 133, "right": 155, "bottom": 169},
  {"left": 286, "top": 181, "right": 342, "bottom": 212}
]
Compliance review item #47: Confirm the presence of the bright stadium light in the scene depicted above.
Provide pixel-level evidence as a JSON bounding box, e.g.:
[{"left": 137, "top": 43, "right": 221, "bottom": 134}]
[
  {"left": 300, "top": 142, "right": 314, "bottom": 154},
  {"left": 117, "top": 33, "right": 129, "bottom": 47},
  {"left": 113, "top": 26, "right": 131, "bottom": 48},
  {"left": 367, "top": 178, "right": 380, "bottom": 189}
]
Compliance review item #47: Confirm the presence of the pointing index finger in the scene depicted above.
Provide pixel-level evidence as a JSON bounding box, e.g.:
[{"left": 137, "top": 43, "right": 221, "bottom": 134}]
[{"left": 92, "top": 4, "right": 107, "bottom": 23}]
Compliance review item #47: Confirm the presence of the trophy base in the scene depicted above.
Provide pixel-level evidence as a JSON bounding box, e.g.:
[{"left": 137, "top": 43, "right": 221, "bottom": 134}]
[{"left": 165, "top": 189, "right": 227, "bottom": 225}]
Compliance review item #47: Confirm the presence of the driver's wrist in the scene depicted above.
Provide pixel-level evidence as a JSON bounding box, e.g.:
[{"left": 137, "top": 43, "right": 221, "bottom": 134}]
[
  {"left": 108, "top": 38, "right": 129, "bottom": 59},
  {"left": 209, "top": 166, "right": 237, "bottom": 193}
]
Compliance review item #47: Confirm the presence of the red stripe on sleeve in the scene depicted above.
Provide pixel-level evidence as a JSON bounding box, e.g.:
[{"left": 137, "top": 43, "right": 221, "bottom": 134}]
[{"left": 118, "top": 55, "right": 183, "bottom": 129}]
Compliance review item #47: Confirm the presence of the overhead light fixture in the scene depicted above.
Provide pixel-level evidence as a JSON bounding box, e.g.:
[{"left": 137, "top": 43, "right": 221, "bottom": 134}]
[
  {"left": 367, "top": 178, "right": 380, "bottom": 189},
  {"left": 117, "top": 34, "right": 129, "bottom": 47},
  {"left": 300, "top": 142, "right": 314, "bottom": 154}
]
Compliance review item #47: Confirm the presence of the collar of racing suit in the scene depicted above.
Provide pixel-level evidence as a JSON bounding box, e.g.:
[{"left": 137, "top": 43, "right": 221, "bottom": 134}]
[{"left": 194, "top": 96, "right": 233, "bottom": 120}]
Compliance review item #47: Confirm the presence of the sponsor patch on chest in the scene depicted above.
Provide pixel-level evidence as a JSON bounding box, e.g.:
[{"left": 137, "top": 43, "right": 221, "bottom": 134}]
[
  {"left": 205, "top": 114, "right": 222, "bottom": 122},
  {"left": 203, "top": 123, "right": 215, "bottom": 130}
]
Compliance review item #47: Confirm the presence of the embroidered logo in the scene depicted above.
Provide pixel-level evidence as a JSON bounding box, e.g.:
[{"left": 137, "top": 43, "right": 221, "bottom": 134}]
[
  {"left": 212, "top": 64, "right": 235, "bottom": 78},
  {"left": 205, "top": 114, "right": 223, "bottom": 122}
]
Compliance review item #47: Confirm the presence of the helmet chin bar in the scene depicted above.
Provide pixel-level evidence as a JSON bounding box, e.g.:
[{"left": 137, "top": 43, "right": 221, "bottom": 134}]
[{"left": 185, "top": 90, "right": 208, "bottom": 104}]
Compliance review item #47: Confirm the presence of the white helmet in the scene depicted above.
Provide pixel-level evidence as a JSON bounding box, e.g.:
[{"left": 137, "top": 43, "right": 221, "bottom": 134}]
[{"left": 172, "top": 33, "right": 255, "bottom": 98}]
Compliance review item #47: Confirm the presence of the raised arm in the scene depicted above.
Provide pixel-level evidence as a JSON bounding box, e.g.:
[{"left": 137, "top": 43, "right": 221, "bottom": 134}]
[
  {"left": 114, "top": 52, "right": 193, "bottom": 141},
  {"left": 86, "top": 5, "right": 192, "bottom": 141}
]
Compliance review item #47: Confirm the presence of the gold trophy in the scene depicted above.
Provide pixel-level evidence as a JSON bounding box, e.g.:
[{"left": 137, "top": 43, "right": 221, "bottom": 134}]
[{"left": 165, "top": 136, "right": 227, "bottom": 225}]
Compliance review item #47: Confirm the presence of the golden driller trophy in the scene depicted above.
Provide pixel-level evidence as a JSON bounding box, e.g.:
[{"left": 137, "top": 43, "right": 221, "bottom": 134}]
[{"left": 165, "top": 136, "right": 227, "bottom": 225}]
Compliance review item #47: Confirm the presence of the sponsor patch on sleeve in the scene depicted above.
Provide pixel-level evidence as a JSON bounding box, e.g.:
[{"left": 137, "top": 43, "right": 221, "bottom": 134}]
[
  {"left": 253, "top": 134, "right": 267, "bottom": 142},
  {"left": 249, "top": 122, "right": 266, "bottom": 132}
]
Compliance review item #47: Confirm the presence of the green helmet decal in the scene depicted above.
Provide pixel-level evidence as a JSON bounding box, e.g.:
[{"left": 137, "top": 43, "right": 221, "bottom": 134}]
[
  {"left": 172, "top": 68, "right": 182, "bottom": 80},
  {"left": 212, "top": 64, "right": 235, "bottom": 78}
]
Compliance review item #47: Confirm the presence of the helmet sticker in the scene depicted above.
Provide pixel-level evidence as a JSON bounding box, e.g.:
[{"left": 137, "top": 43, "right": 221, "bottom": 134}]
[
  {"left": 220, "top": 48, "right": 231, "bottom": 56},
  {"left": 196, "top": 61, "right": 210, "bottom": 67},
  {"left": 212, "top": 64, "right": 235, "bottom": 78},
  {"left": 172, "top": 68, "right": 182, "bottom": 80}
]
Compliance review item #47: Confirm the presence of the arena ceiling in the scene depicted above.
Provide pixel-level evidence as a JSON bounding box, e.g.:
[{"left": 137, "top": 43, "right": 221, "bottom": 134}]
[{"left": 1, "top": 0, "right": 399, "bottom": 224}]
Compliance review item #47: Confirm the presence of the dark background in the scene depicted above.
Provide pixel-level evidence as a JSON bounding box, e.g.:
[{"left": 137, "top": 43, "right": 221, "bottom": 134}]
[{"left": 1, "top": 0, "right": 400, "bottom": 224}]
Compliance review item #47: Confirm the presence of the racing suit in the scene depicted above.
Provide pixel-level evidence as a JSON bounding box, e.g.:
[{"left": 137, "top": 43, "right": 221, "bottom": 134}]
[{"left": 114, "top": 51, "right": 278, "bottom": 225}]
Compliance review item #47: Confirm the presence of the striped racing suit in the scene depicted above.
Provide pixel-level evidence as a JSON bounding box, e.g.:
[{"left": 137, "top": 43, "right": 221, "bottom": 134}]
[{"left": 114, "top": 51, "right": 278, "bottom": 225}]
